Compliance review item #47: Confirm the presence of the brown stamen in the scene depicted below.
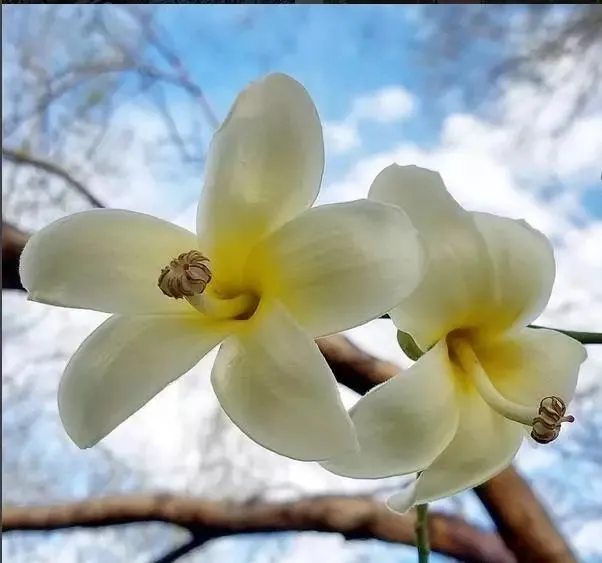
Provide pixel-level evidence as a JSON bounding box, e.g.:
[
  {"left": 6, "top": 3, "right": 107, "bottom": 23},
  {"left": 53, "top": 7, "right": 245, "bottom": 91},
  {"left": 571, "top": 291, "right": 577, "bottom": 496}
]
[
  {"left": 158, "top": 250, "right": 212, "bottom": 299},
  {"left": 531, "top": 396, "right": 574, "bottom": 445}
]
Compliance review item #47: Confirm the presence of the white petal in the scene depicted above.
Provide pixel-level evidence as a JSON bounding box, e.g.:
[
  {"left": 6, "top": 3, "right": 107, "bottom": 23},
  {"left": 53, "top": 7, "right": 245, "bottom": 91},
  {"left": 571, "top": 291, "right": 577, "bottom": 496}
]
[
  {"left": 197, "top": 73, "right": 324, "bottom": 282},
  {"left": 211, "top": 301, "right": 356, "bottom": 461},
  {"left": 20, "top": 210, "right": 197, "bottom": 314},
  {"left": 471, "top": 213, "right": 556, "bottom": 336},
  {"left": 248, "top": 199, "right": 425, "bottom": 338},
  {"left": 59, "top": 315, "right": 226, "bottom": 448},
  {"left": 387, "top": 389, "right": 524, "bottom": 512},
  {"left": 369, "top": 165, "right": 492, "bottom": 349},
  {"left": 321, "top": 340, "right": 459, "bottom": 478},
  {"left": 475, "top": 327, "right": 586, "bottom": 407}
]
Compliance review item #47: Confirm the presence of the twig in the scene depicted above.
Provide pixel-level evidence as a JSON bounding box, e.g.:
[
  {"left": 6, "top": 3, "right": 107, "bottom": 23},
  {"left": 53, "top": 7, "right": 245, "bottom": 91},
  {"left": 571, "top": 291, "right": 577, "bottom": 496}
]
[
  {"left": 2, "top": 146, "right": 105, "bottom": 208},
  {"left": 150, "top": 535, "right": 205, "bottom": 563}
]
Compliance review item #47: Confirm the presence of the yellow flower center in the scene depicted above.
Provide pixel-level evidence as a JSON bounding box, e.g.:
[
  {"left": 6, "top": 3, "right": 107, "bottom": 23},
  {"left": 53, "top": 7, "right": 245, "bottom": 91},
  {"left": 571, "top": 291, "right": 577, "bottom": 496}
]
[
  {"left": 158, "top": 250, "right": 259, "bottom": 321},
  {"left": 447, "top": 331, "right": 574, "bottom": 444}
]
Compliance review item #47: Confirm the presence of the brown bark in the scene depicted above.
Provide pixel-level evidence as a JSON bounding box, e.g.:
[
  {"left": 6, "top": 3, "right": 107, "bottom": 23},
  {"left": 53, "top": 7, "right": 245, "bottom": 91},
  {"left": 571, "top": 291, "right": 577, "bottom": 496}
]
[
  {"left": 2, "top": 494, "right": 515, "bottom": 563},
  {"left": 475, "top": 470, "right": 577, "bottom": 563},
  {"left": 2, "top": 221, "right": 29, "bottom": 291},
  {"left": 1, "top": 221, "right": 576, "bottom": 562},
  {"left": 316, "top": 333, "right": 399, "bottom": 393}
]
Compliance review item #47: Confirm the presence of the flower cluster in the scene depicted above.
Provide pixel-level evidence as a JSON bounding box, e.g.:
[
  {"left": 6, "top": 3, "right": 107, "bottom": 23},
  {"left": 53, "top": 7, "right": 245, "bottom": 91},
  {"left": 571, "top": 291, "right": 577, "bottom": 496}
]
[{"left": 20, "top": 73, "right": 586, "bottom": 511}]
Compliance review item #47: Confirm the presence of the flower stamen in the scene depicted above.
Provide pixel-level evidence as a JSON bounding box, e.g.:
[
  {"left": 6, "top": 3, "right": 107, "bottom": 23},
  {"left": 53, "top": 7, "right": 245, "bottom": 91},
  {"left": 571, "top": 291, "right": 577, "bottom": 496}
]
[
  {"left": 158, "top": 250, "right": 212, "bottom": 299},
  {"left": 531, "top": 396, "right": 574, "bottom": 444}
]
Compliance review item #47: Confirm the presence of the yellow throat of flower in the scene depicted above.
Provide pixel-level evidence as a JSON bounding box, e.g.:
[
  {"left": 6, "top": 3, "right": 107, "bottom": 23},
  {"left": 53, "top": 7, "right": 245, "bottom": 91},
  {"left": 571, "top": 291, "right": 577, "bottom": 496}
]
[
  {"left": 158, "top": 250, "right": 258, "bottom": 321},
  {"left": 450, "top": 334, "right": 574, "bottom": 445}
]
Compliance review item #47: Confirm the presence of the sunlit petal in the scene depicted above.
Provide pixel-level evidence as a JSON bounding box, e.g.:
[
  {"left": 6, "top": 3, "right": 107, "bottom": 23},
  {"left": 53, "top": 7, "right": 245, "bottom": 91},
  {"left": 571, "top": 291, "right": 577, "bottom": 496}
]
[
  {"left": 475, "top": 327, "right": 586, "bottom": 407},
  {"left": 321, "top": 340, "right": 459, "bottom": 478},
  {"left": 369, "top": 164, "right": 492, "bottom": 349},
  {"left": 249, "top": 199, "right": 424, "bottom": 337},
  {"left": 471, "top": 213, "right": 556, "bottom": 336},
  {"left": 387, "top": 389, "right": 523, "bottom": 513},
  {"left": 211, "top": 301, "right": 357, "bottom": 461},
  {"left": 197, "top": 73, "right": 324, "bottom": 282},
  {"left": 20, "top": 210, "right": 196, "bottom": 314},
  {"left": 59, "top": 315, "right": 227, "bottom": 448}
]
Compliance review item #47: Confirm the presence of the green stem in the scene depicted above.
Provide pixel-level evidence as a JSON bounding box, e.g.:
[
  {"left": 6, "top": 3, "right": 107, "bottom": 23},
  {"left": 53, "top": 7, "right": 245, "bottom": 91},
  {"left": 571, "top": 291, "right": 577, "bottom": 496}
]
[
  {"left": 415, "top": 504, "right": 430, "bottom": 563},
  {"left": 529, "top": 325, "right": 602, "bottom": 345}
]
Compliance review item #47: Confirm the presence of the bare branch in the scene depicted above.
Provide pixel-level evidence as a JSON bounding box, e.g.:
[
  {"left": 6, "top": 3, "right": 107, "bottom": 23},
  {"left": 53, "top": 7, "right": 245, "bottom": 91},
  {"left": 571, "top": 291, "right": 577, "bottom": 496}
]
[
  {"left": 316, "top": 334, "right": 399, "bottom": 394},
  {"left": 475, "top": 470, "right": 578, "bottom": 563},
  {"left": 1, "top": 494, "right": 515, "bottom": 563},
  {"left": 151, "top": 536, "right": 205, "bottom": 563},
  {"left": 2, "top": 147, "right": 105, "bottom": 208},
  {"left": 2, "top": 222, "right": 29, "bottom": 291}
]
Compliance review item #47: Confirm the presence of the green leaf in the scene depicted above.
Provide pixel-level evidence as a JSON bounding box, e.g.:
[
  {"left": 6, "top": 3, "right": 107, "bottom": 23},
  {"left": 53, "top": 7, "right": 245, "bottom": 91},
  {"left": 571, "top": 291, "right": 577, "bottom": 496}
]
[{"left": 397, "top": 330, "right": 424, "bottom": 361}]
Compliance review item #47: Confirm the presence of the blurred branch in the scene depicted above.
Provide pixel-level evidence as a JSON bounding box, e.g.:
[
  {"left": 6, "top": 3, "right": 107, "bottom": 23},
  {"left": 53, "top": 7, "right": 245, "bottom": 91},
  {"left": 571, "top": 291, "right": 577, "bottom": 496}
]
[
  {"left": 2, "top": 494, "right": 514, "bottom": 563},
  {"left": 151, "top": 536, "right": 205, "bottom": 563},
  {"left": 2, "top": 146, "right": 105, "bottom": 208},
  {"left": 531, "top": 325, "right": 602, "bottom": 346},
  {"left": 475, "top": 470, "right": 577, "bottom": 563},
  {"left": 1, "top": 222, "right": 29, "bottom": 291},
  {"left": 316, "top": 334, "right": 399, "bottom": 394}
]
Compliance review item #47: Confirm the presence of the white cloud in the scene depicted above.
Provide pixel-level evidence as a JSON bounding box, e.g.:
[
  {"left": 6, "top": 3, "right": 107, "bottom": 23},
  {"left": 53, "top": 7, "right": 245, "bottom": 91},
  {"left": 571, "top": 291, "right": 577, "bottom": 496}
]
[
  {"left": 324, "top": 86, "right": 415, "bottom": 155},
  {"left": 323, "top": 121, "right": 361, "bottom": 154},
  {"left": 352, "top": 86, "right": 415, "bottom": 123}
]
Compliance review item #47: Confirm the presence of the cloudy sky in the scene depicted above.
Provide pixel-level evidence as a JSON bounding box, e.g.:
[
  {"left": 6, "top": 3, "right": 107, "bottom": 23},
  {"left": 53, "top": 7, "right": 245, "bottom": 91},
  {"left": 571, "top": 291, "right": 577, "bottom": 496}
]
[{"left": 3, "top": 5, "right": 602, "bottom": 563}]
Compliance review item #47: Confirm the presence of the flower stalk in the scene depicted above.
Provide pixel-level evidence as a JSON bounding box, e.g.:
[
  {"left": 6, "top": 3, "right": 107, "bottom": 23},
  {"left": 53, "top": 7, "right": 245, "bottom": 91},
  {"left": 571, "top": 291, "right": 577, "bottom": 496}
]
[{"left": 415, "top": 503, "right": 430, "bottom": 563}]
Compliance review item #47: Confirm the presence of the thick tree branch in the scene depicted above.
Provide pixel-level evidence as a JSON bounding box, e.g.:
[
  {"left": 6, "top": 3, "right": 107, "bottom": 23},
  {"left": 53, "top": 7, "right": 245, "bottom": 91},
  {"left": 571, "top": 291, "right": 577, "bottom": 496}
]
[
  {"left": 1, "top": 494, "right": 514, "bottom": 563},
  {"left": 316, "top": 334, "right": 399, "bottom": 394},
  {"left": 2, "top": 146, "right": 105, "bottom": 208},
  {"left": 2, "top": 222, "right": 29, "bottom": 290},
  {"left": 475, "top": 470, "right": 577, "bottom": 563}
]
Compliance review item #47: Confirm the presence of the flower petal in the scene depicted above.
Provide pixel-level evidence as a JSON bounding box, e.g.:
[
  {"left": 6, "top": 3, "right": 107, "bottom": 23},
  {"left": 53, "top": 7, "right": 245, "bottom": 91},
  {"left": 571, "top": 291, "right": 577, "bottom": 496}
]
[
  {"left": 471, "top": 213, "right": 556, "bottom": 336},
  {"left": 20, "top": 210, "right": 198, "bottom": 314},
  {"left": 475, "top": 327, "right": 586, "bottom": 407},
  {"left": 387, "top": 389, "right": 523, "bottom": 512},
  {"left": 210, "top": 301, "right": 357, "bottom": 461},
  {"left": 369, "top": 165, "right": 492, "bottom": 349},
  {"left": 197, "top": 73, "right": 324, "bottom": 282},
  {"left": 320, "top": 340, "right": 459, "bottom": 479},
  {"left": 59, "top": 315, "right": 226, "bottom": 448},
  {"left": 248, "top": 199, "right": 425, "bottom": 338}
]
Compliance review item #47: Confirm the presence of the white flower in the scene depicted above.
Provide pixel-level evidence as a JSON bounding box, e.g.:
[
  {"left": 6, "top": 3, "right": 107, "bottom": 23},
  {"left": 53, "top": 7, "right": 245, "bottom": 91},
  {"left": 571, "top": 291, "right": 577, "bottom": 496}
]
[
  {"left": 321, "top": 164, "right": 587, "bottom": 508},
  {"left": 20, "top": 74, "right": 425, "bottom": 461}
]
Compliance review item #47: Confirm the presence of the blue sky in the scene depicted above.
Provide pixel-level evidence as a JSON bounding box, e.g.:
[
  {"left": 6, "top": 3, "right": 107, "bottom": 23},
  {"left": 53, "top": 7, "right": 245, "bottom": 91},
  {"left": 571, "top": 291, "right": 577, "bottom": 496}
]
[
  {"left": 3, "top": 4, "right": 602, "bottom": 563},
  {"left": 128, "top": 5, "right": 601, "bottom": 220}
]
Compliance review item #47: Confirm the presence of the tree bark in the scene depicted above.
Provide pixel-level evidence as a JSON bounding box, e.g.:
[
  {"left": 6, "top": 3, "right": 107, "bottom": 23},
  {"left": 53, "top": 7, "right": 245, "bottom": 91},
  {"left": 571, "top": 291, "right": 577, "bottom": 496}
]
[
  {"left": 2, "top": 221, "right": 29, "bottom": 291},
  {"left": 475, "top": 470, "right": 577, "bottom": 563}
]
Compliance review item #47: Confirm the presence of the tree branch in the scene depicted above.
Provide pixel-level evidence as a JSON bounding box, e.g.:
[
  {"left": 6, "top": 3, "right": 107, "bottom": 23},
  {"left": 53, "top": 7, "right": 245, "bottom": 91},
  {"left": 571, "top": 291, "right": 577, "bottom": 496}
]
[
  {"left": 2, "top": 146, "right": 105, "bottom": 208},
  {"left": 475, "top": 470, "right": 577, "bottom": 563},
  {"left": 151, "top": 536, "right": 205, "bottom": 563},
  {"left": 1, "top": 494, "right": 515, "bottom": 563},
  {"left": 2, "top": 222, "right": 29, "bottom": 290}
]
